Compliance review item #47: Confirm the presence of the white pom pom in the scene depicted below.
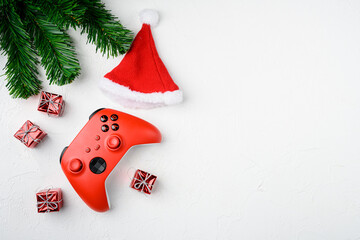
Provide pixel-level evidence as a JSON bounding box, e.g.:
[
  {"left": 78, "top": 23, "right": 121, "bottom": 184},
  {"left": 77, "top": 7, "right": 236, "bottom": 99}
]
[{"left": 139, "top": 9, "right": 159, "bottom": 27}]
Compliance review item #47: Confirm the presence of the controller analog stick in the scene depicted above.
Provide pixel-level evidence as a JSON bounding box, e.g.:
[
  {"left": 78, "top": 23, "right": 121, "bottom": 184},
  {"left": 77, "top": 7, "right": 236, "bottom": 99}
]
[
  {"left": 69, "top": 158, "right": 83, "bottom": 173},
  {"left": 107, "top": 136, "right": 121, "bottom": 150}
]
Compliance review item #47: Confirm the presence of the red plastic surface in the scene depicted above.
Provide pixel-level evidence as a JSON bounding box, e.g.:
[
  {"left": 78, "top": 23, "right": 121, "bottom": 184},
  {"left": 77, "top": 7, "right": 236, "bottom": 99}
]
[
  {"left": 106, "top": 135, "right": 121, "bottom": 150},
  {"left": 61, "top": 109, "right": 161, "bottom": 212},
  {"left": 69, "top": 159, "right": 83, "bottom": 173}
]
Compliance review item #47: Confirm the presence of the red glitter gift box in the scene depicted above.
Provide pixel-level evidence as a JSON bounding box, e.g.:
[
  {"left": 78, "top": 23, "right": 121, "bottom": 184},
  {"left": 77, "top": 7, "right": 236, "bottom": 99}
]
[
  {"left": 130, "top": 169, "right": 157, "bottom": 194},
  {"left": 37, "top": 91, "right": 65, "bottom": 116},
  {"left": 36, "top": 188, "right": 63, "bottom": 213},
  {"left": 14, "top": 120, "right": 47, "bottom": 148}
]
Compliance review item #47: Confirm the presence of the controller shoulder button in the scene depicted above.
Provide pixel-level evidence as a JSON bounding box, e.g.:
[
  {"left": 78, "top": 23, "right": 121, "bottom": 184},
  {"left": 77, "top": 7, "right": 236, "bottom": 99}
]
[
  {"left": 89, "top": 108, "right": 105, "bottom": 120},
  {"left": 60, "top": 146, "right": 68, "bottom": 164}
]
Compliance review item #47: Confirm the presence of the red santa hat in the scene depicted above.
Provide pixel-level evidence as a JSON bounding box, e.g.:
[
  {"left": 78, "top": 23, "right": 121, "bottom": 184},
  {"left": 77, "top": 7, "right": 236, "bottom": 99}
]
[{"left": 99, "top": 9, "right": 183, "bottom": 109}]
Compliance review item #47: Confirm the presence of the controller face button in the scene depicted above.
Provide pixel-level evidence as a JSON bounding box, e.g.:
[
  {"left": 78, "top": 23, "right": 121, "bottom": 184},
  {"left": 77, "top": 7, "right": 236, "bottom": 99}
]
[
  {"left": 94, "top": 144, "right": 100, "bottom": 150},
  {"left": 85, "top": 147, "right": 91, "bottom": 153},
  {"left": 100, "top": 115, "right": 108, "bottom": 122},
  {"left": 89, "top": 157, "right": 107, "bottom": 174},
  {"left": 101, "top": 125, "right": 109, "bottom": 132},
  {"left": 107, "top": 136, "right": 121, "bottom": 150},
  {"left": 110, "top": 114, "right": 118, "bottom": 121},
  {"left": 111, "top": 123, "right": 119, "bottom": 131},
  {"left": 95, "top": 135, "right": 100, "bottom": 141},
  {"left": 69, "top": 158, "right": 83, "bottom": 173}
]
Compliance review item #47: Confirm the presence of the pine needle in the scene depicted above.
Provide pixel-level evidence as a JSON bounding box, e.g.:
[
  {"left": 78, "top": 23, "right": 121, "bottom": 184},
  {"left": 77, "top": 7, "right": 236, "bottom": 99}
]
[{"left": 0, "top": 3, "right": 41, "bottom": 98}]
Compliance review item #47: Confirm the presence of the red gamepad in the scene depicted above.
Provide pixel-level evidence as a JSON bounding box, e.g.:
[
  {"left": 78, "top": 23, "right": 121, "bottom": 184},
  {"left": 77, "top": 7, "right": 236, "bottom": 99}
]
[{"left": 60, "top": 108, "right": 161, "bottom": 212}]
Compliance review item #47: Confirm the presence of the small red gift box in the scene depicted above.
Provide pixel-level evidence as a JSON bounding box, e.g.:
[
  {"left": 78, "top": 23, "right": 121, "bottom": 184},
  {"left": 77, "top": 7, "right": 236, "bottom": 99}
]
[
  {"left": 14, "top": 120, "right": 47, "bottom": 148},
  {"left": 37, "top": 91, "right": 65, "bottom": 116},
  {"left": 36, "top": 188, "right": 63, "bottom": 213},
  {"left": 130, "top": 169, "right": 157, "bottom": 194}
]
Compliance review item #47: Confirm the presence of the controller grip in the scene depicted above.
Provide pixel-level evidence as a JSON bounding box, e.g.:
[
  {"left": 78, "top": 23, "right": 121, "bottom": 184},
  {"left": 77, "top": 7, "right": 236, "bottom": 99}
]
[
  {"left": 129, "top": 120, "right": 162, "bottom": 146},
  {"left": 74, "top": 179, "right": 110, "bottom": 212}
]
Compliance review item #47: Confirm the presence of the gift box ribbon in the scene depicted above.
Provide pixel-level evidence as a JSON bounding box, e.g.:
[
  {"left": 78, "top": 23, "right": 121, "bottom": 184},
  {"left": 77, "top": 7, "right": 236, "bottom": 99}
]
[
  {"left": 15, "top": 121, "right": 41, "bottom": 145},
  {"left": 133, "top": 172, "right": 153, "bottom": 193},
  {"left": 37, "top": 189, "right": 62, "bottom": 212},
  {"left": 38, "top": 92, "right": 63, "bottom": 115}
]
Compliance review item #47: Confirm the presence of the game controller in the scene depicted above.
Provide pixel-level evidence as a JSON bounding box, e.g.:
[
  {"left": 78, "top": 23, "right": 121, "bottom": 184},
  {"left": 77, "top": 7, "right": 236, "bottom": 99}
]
[{"left": 60, "top": 108, "right": 161, "bottom": 212}]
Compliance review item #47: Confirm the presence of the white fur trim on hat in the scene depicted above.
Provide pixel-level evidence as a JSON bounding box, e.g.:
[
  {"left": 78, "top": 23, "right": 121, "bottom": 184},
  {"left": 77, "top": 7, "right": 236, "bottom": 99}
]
[
  {"left": 139, "top": 9, "right": 159, "bottom": 27},
  {"left": 99, "top": 77, "right": 183, "bottom": 109}
]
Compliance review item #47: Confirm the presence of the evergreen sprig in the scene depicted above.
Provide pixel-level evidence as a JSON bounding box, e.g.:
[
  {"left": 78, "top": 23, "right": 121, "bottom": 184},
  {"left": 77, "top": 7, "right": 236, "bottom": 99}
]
[
  {"left": 0, "top": 0, "right": 133, "bottom": 99},
  {"left": 0, "top": 4, "right": 41, "bottom": 98},
  {"left": 78, "top": 0, "right": 133, "bottom": 57},
  {"left": 25, "top": 3, "right": 81, "bottom": 86},
  {"left": 38, "top": 0, "right": 85, "bottom": 29}
]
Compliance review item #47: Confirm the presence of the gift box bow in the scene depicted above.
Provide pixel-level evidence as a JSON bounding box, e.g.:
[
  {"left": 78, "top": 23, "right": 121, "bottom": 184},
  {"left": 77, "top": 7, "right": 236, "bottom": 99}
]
[
  {"left": 37, "top": 189, "right": 62, "bottom": 212},
  {"left": 15, "top": 121, "right": 41, "bottom": 145},
  {"left": 39, "top": 92, "right": 63, "bottom": 114},
  {"left": 133, "top": 172, "right": 155, "bottom": 193}
]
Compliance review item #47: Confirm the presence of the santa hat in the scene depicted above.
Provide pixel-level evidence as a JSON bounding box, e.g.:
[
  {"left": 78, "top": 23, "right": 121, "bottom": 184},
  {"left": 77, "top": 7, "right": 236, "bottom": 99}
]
[{"left": 99, "top": 9, "right": 183, "bottom": 109}]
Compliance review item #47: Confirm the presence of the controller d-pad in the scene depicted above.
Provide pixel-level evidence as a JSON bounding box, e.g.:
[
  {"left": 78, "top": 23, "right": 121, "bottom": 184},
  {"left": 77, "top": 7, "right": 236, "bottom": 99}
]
[
  {"left": 100, "top": 115, "right": 108, "bottom": 122},
  {"left": 89, "top": 157, "right": 107, "bottom": 174}
]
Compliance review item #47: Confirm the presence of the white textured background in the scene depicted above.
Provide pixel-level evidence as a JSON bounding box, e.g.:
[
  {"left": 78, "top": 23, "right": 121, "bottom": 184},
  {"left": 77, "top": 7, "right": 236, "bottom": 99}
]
[{"left": 1, "top": 0, "right": 360, "bottom": 239}]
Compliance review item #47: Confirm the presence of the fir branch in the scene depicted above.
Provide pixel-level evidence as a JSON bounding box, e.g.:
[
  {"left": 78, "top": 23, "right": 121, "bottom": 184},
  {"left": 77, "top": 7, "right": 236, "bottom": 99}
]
[
  {"left": 0, "top": 0, "right": 133, "bottom": 99},
  {"left": 0, "top": 0, "right": 13, "bottom": 8},
  {"left": 0, "top": 4, "right": 41, "bottom": 98},
  {"left": 35, "top": 0, "right": 85, "bottom": 29},
  {"left": 24, "top": 3, "right": 80, "bottom": 85},
  {"left": 77, "top": 0, "right": 133, "bottom": 58}
]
